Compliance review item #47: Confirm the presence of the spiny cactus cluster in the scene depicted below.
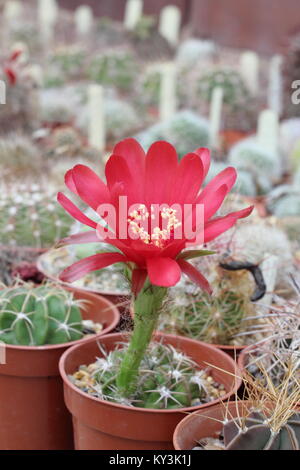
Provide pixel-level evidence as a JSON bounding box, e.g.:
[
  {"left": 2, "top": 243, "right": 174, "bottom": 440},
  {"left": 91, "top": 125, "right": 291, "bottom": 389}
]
[
  {"left": 0, "top": 282, "right": 84, "bottom": 346},
  {"left": 71, "top": 341, "right": 226, "bottom": 409},
  {"left": 228, "top": 139, "right": 281, "bottom": 194},
  {"left": 0, "top": 133, "right": 42, "bottom": 180},
  {"left": 197, "top": 68, "right": 249, "bottom": 109},
  {"left": 162, "top": 269, "right": 256, "bottom": 346},
  {"left": 136, "top": 111, "right": 209, "bottom": 160},
  {"left": 76, "top": 96, "right": 140, "bottom": 142},
  {"left": 222, "top": 411, "right": 300, "bottom": 450},
  {"left": 196, "top": 68, "right": 257, "bottom": 131},
  {"left": 137, "top": 65, "right": 184, "bottom": 110},
  {"left": 88, "top": 51, "right": 139, "bottom": 92},
  {"left": 267, "top": 181, "right": 300, "bottom": 218},
  {"left": 47, "top": 46, "right": 85, "bottom": 84},
  {"left": 0, "top": 186, "right": 72, "bottom": 248}
]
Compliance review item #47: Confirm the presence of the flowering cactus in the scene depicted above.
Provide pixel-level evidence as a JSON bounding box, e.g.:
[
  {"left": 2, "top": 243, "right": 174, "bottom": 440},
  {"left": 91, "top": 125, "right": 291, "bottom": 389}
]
[{"left": 57, "top": 138, "right": 252, "bottom": 395}]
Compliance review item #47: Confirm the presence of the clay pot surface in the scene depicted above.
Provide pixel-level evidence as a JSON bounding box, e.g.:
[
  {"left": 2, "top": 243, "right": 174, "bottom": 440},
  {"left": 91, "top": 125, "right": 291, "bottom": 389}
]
[
  {"left": 59, "top": 332, "right": 241, "bottom": 450},
  {"left": 173, "top": 400, "right": 255, "bottom": 450},
  {"left": 0, "top": 287, "right": 120, "bottom": 450}
]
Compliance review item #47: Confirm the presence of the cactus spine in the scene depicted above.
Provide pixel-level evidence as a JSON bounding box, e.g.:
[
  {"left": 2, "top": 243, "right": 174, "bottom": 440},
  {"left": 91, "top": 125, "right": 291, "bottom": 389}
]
[{"left": 0, "top": 282, "right": 84, "bottom": 345}]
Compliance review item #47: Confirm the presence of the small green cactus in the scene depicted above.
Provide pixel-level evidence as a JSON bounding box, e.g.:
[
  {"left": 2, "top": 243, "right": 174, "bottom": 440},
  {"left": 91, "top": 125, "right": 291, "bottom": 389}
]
[
  {"left": 71, "top": 341, "right": 226, "bottom": 408},
  {"left": 0, "top": 282, "right": 83, "bottom": 346},
  {"left": 0, "top": 134, "right": 42, "bottom": 180},
  {"left": 0, "top": 186, "right": 73, "bottom": 248},
  {"left": 88, "top": 51, "right": 139, "bottom": 92},
  {"left": 223, "top": 411, "right": 300, "bottom": 450},
  {"left": 228, "top": 139, "right": 281, "bottom": 193},
  {"left": 136, "top": 111, "right": 209, "bottom": 160},
  {"left": 76, "top": 96, "right": 140, "bottom": 141},
  {"left": 48, "top": 46, "right": 85, "bottom": 81},
  {"left": 197, "top": 68, "right": 249, "bottom": 110},
  {"left": 161, "top": 269, "right": 256, "bottom": 346}
]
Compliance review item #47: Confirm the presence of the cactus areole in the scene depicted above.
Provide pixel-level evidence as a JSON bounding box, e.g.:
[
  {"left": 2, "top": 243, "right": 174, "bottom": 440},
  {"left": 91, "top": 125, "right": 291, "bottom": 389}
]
[{"left": 57, "top": 138, "right": 253, "bottom": 397}]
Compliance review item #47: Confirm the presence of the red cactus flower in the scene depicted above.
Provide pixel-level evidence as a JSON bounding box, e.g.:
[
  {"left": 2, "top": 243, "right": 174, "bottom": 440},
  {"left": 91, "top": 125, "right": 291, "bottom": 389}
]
[{"left": 57, "top": 139, "right": 253, "bottom": 293}]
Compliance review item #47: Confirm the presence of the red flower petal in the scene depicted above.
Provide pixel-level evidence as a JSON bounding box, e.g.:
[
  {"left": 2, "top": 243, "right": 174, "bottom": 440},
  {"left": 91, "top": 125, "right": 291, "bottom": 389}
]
[
  {"left": 197, "top": 167, "right": 237, "bottom": 205},
  {"left": 146, "top": 257, "right": 181, "bottom": 287},
  {"left": 132, "top": 268, "right": 148, "bottom": 296},
  {"left": 170, "top": 152, "right": 204, "bottom": 204},
  {"left": 105, "top": 155, "right": 139, "bottom": 205},
  {"left": 145, "top": 141, "right": 178, "bottom": 205},
  {"left": 202, "top": 184, "right": 228, "bottom": 221},
  {"left": 57, "top": 192, "right": 97, "bottom": 229},
  {"left": 59, "top": 252, "right": 127, "bottom": 283},
  {"left": 72, "top": 165, "right": 110, "bottom": 211},
  {"left": 177, "top": 259, "right": 212, "bottom": 294},
  {"left": 65, "top": 169, "right": 79, "bottom": 195},
  {"left": 193, "top": 148, "right": 211, "bottom": 180},
  {"left": 204, "top": 206, "right": 254, "bottom": 243},
  {"left": 113, "top": 138, "right": 145, "bottom": 185},
  {"left": 56, "top": 231, "right": 101, "bottom": 248}
]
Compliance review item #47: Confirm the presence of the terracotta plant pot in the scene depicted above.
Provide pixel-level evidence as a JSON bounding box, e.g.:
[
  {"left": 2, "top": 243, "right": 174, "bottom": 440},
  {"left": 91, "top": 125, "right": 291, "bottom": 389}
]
[
  {"left": 0, "top": 288, "right": 120, "bottom": 450},
  {"left": 59, "top": 332, "right": 241, "bottom": 450},
  {"left": 173, "top": 400, "right": 256, "bottom": 450}
]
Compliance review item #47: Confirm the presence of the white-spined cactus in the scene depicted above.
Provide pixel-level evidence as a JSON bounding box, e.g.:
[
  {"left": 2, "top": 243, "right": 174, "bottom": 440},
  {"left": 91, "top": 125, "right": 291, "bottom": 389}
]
[{"left": 136, "top": 111, "right": 209, "bottom": 159}]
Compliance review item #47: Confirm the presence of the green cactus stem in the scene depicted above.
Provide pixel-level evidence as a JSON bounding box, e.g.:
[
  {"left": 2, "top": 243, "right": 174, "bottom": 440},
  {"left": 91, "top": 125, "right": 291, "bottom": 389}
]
[{"left": 116, "top": 282, "right": 167, "bottom": 396}]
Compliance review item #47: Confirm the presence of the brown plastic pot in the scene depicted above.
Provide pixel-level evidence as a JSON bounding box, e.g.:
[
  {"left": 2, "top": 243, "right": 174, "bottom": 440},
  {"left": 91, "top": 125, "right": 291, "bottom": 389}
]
[
  {"left": 0, "top": 287, "right": 120, "bottom": 450},
  {"left": 59, "top": 332, "right": 242, "bottom": 450},
  {"left": 173, "top": 400, "right": 257, "bottom": 450}
]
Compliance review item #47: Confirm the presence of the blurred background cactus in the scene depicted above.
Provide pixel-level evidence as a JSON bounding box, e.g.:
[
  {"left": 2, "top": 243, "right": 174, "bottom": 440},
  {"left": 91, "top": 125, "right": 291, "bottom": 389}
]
[
  {"left": 136, "top": 110, "right": 209, "bottom": 159},
  {"left": 228, "top": 139, "right": 282, "bottom": 194},
  {"left": 0, "top": 186, "right": 72, "bottom": 248},
  {"left": 197, "top": 68, "right": 257, "bottom": 131},
  {"left": 88, "top": 50, "right": 139, "bottom": 92},
  {"left": 0, "top": 282, "right": 84, "bottom": 345},
  {"left": 0, "top": 133, "right": 43, "bottom": 181}
]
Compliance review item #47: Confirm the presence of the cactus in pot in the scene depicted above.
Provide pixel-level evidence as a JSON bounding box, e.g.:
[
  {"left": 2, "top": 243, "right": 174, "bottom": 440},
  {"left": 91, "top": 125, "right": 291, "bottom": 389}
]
[
  {"left": 0, "top": 282, "right": 84, "bottom": 345},
  {"left": 56, "top": 137, "right": 253, "bottom": 403}
]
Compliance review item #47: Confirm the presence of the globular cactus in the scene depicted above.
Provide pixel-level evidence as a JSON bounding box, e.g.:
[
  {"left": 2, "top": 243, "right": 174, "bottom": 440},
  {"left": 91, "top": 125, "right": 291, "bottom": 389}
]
[
  {"left": 267, "top": 184, "right": 300, "bottom": 217},
  {"left": 48, "top": 46, "right": 85, "bottom": 81},
  {"left": 137, "top": 65, "right": 183, "bottom": 109},
  {"left": 0, "top": 134, "right": 42, "bottom": 180},
  {"left": 136, "top": 111, "right": 209, "bottom": 160},
  {"left": 228, "top": 139, "right": 281, "bottom": 193},
  {"left": 0, "top": 282, "right": 83, "bottom": 346},
  {"left": 197, "top": 68, "right": 249, "bottom": 109},
  {"left": 161, "top": 269, "right": 256, "bottom": 346},
  {"left": 88, "top": 50, "right": 139, "bottom": 92},
  {"left": 71, "top": 341, "right": 225, "bottom": 408},
  {"left": 223, "top": 411, "right": 300, "bottom": 450},
  {"left": 0, "top": 186, "right": 72, "bottom": 248},
  {"left": 76, "top": 97, "right": 140, "bottom": 141}
]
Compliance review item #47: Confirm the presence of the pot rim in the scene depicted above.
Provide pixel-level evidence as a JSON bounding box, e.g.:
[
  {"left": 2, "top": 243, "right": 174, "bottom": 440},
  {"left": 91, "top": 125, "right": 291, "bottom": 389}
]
[
  {"left": 172, "top": 399, "right": 256, "bottom": 449},
  {"left": 36, "top": 252, "right": 129, "bottom": 297},
  {"left": 1, "top": 288, "right": 120, "bottom": 353},
  {"left": 59, "top": 332, "right": 242, "bottom": 415}
]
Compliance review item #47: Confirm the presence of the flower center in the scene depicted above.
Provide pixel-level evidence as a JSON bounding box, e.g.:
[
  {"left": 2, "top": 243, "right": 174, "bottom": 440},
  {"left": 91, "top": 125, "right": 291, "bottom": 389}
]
[{"left": 127, "top": 204, "right": 181, "bottom": 248}]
